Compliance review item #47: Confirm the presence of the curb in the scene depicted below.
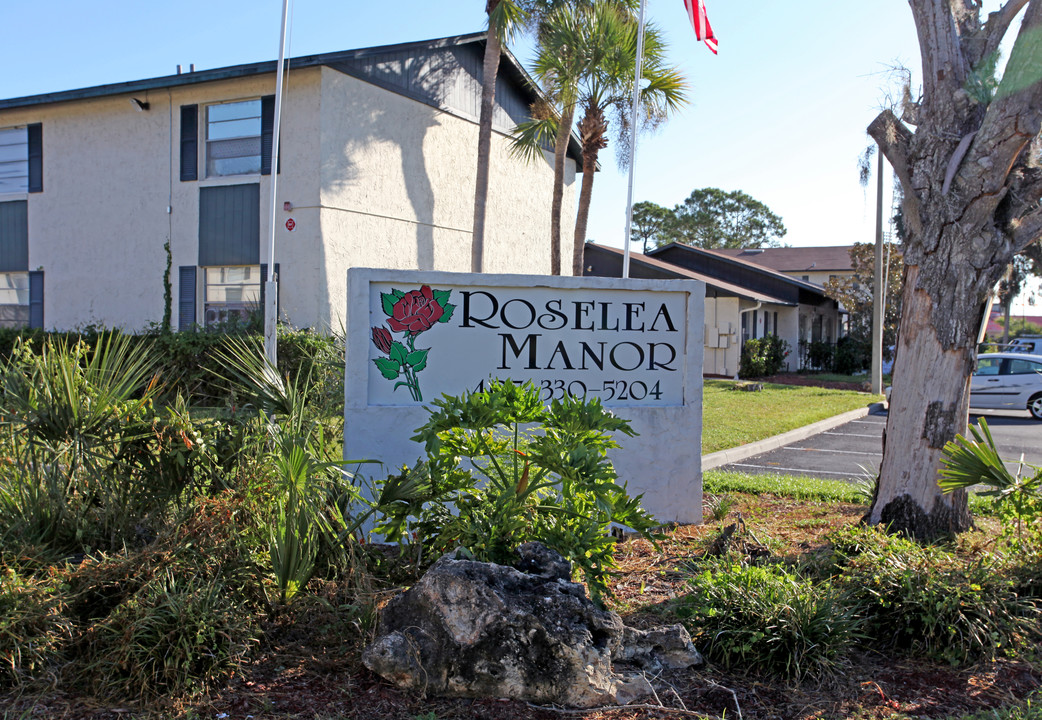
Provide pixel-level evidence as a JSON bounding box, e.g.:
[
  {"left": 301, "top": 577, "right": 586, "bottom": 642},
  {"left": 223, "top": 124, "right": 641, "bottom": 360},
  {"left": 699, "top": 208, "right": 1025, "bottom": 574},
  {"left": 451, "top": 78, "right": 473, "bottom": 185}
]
[{"left": 702, "top": 402, "right": 887, "bottom": 471}]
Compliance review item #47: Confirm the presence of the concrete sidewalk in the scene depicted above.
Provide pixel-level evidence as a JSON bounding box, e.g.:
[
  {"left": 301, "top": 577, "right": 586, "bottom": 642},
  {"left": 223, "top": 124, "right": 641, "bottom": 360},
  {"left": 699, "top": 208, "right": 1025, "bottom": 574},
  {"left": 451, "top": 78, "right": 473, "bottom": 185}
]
[{"left": 702, "top": 402, "right": 887, "bottom": 471}]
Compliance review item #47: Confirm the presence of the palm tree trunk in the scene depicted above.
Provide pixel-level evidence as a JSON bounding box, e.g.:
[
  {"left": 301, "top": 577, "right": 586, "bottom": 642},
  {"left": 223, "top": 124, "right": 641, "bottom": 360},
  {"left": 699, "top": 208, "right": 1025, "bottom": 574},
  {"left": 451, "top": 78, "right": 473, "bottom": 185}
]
[
  {"left": 473, "top": 4, "right": 503, "bottom": 274},
  {"left": 572, "top": 107, "right": 607, "bottom": 275},
  {"left": 550, "top": 100, "right": 575, "bottom": 276}
]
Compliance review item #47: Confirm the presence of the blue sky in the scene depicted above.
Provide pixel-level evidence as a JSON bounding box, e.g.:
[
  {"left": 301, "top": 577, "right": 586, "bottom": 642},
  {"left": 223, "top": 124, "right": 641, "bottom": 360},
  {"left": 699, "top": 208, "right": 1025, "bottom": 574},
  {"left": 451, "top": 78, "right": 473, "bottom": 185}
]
[{"left": 3, "top": 0, "right": 1028, "bottom": 294}]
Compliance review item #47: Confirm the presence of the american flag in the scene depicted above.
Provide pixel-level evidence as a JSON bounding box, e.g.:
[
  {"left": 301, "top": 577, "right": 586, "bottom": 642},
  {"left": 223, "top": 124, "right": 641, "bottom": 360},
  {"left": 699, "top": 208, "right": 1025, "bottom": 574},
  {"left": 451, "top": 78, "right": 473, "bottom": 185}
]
[{"left": 683, "top": 0, "right": 718, "bottom": 54}]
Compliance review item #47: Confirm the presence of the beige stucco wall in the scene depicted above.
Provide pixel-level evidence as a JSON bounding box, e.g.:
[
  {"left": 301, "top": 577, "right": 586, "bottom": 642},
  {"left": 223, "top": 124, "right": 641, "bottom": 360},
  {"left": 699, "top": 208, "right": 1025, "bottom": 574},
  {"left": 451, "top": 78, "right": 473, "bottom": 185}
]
[
  {"left": 169, "top": 70, "right": 324, "bottom": 330},
  {"left": 702, "top": 296, "right": 739, "bottom": 376},
  {"left": 1, "top": 62, "right": 571, "bottom": 332},
  {"left": 313, "top": 66, "right": 575, "bottom": 331},
  {"left": 0, "top": 69, "right": 324, "bottom": 330},
  {"left": 1, "top": 94, "right": 173, "bottom": 329}
]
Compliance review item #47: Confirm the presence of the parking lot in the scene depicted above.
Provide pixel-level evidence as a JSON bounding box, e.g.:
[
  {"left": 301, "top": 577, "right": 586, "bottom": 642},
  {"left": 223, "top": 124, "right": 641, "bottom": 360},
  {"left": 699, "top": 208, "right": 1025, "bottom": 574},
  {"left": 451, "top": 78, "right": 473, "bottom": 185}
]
[{"left": 719, "top": 407, "right": 1041, "bottom": 482}]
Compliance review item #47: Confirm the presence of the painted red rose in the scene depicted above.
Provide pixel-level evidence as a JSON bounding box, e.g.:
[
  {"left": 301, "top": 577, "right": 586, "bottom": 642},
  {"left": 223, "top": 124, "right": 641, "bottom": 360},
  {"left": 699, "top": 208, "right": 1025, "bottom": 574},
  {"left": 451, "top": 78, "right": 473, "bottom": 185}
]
[
  {"left": 371, "top": 326, "right": 393, "bottom": 354},
  {"left": 387, "top": 285, "right": 444, "bottom": 334}
]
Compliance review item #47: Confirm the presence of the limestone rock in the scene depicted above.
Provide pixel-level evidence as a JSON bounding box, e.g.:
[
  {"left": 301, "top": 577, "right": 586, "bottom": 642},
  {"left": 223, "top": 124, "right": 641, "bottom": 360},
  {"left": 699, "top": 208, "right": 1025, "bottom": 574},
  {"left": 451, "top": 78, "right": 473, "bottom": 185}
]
[
  {"left": 615, "top": 624, "right": 704, "bottom": 673},
  {"left": 363, "top": 544, "right": 703, "bottom": 708}
]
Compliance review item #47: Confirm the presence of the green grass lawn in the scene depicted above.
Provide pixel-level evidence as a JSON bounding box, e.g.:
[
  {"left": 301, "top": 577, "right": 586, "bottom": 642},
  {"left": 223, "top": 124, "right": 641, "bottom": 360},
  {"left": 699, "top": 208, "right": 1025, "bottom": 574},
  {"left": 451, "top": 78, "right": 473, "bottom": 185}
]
[{"left": 702, "top": 379, "right": 882, "bottom": 454}]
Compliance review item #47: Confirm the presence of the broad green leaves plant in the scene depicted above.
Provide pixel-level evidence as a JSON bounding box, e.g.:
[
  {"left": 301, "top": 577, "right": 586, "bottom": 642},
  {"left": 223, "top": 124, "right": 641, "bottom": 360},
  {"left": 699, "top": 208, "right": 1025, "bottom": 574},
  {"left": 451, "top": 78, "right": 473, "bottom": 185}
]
[{"left": 373, "top": 379, "right": 658, "bottom": 603}]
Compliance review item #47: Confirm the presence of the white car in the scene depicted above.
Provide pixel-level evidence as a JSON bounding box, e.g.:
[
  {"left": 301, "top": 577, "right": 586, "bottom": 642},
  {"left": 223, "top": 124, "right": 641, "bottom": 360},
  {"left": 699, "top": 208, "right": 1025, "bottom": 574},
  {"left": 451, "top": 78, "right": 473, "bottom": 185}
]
[{"left": 970, "top": 352, "right": 1042, "bottom": 420}]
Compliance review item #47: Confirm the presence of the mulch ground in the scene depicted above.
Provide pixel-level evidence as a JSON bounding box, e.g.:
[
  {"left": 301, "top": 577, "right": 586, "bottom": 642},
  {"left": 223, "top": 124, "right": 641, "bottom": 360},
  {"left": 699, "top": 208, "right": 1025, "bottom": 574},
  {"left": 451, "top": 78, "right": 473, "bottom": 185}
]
[{"left": 5, "top": 496, "right": 1039, "bottom": 720}]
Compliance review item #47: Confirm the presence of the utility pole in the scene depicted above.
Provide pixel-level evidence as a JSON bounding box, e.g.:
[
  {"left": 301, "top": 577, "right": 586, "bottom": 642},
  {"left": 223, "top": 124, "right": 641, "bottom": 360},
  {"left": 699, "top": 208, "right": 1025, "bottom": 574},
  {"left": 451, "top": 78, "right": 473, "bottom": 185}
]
[
  {"left": 264, "top": 0, "right": 290, "bottom": 366},
  {"left": 621, "top": 0, "right": 647, "bottom": 279},
  {"left": 871, "top": 145, "right": 884, "bottom": 394}
]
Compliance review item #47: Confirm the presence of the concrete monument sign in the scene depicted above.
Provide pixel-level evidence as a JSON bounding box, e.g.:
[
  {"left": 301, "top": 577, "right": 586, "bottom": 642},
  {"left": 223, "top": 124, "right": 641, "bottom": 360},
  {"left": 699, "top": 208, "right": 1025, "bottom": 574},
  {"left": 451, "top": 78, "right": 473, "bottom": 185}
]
[{"left": 344, "top": 269, "right": 705, "bottom": 524}]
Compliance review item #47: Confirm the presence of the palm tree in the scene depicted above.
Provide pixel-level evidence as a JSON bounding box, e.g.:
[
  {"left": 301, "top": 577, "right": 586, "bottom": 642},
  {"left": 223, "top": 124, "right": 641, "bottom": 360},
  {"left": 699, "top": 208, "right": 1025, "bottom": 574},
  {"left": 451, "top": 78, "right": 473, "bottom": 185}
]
[
  {"left": 474, "top": 0, "right": 583, "bottom": 274},
  {"left": 473, "top": 0, "right": 528, "bottom": 274},
  {"left": 569, "top": 12, "right": 686, "bottom": 275},
  {"left": 527, "top": 5, "right": 591, "bottom": 275},
  {"left": 513, "top": 2, "right": 685, "bottom": 275}
]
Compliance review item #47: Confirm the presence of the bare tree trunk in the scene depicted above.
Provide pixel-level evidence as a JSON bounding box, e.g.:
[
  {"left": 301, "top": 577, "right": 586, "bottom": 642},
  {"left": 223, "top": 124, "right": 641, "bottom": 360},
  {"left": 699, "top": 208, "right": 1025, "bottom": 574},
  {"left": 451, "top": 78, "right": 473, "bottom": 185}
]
[
  {"left": 869, "top": 266, "right": 974, "bottom": 536},
  {"left": 550, "top": 101, "right": 576, "bottom": 276},
  {"left": 473, "top": 9, "right": 502, "bottom": 274},
  {"left": 864, "top": 0, "right": 1042, "bottom": 539}
]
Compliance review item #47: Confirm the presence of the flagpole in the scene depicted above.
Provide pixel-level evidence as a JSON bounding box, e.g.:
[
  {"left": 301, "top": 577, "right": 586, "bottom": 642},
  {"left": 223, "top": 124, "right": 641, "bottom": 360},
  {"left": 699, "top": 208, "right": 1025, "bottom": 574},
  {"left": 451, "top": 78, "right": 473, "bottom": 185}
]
[
  {"left": 621, "top": 0, "right": 648, "bottom": 280},
  {"left": 264, "top": 0, "right": 290, "bottom": 366}
]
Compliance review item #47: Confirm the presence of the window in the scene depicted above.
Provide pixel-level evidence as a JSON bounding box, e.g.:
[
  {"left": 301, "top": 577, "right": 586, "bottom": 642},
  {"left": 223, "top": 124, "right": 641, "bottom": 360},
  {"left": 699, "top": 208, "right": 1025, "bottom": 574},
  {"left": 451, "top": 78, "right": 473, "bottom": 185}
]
[
  {"left": 1009, "top": 358, "right": 1042, "bottom": 375},
  {"left": 206, "top": 100, "right": 262, "bottom": 177},
  {"left": 975, "top": 357, "right": 1003, "bottom": 376},
  {"left": 203, "top": 265, "right": 260, "bottom": 326},
  {"left": 0, "top": 271, "right": 29, "bottom": 328},
  {"left": 0, "top": 128, "right": 28, "bottom": 194},
  {"left": 0, "top": 125, "right": 41, "bottom": 194}
]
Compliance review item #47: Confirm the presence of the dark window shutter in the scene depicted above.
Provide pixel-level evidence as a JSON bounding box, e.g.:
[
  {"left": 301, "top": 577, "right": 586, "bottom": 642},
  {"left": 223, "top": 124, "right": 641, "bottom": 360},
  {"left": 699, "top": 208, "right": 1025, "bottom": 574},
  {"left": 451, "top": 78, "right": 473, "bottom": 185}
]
[
  {"left": 180, "top": 105, "right": 198, "bottom": 181},
  {"left": 198, "top": 184, "right": 260, "bottom": 266},
  {"left": 28, "top": 270, "right": 43, "bottom": 328},
  {"left": 0, "top": 200, "right": 29, "bottom": 272},
  {"left": 260, "top": 262, "right": 281, "bottom": 319},
  {"left": 261, "top": 95, "right": 277, "bottom": 175},
  {"left": 27, "top": 124, "right": 43, "bottom": 193},
  {"left": 178, "top": 265, "right": 197, "bottom": 330}
]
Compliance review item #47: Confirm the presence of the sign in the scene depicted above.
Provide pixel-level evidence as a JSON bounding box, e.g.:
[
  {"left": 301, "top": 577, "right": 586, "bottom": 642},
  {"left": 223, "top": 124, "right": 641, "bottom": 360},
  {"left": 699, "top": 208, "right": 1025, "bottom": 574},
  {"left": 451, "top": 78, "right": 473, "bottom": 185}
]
[
  {"left": 345, "top": 269, "right": 705, "bottom": 524},
  {"left": 367, "top": 282, "right": 687, "bottom": 407},
  {"left": 285, "top": 218, "right": 296, "bottom": 231}
]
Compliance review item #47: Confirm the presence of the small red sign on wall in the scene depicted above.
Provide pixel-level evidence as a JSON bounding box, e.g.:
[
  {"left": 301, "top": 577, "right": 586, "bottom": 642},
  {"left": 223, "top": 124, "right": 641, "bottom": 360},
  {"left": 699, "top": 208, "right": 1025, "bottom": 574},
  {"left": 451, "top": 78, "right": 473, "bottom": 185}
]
[{"left": 285, "top": 218, "right": 296, "bottom": 231}]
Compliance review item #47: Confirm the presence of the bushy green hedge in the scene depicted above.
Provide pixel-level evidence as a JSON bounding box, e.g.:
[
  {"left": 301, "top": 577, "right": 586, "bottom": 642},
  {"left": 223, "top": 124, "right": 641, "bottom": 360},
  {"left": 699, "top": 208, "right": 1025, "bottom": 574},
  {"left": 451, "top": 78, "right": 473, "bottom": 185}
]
[
  {"left": 0, "top": 326, "right": 342, "bottom": 407},
  {"left": 738, "top": 335, "right": 791, "bottom": 378}
]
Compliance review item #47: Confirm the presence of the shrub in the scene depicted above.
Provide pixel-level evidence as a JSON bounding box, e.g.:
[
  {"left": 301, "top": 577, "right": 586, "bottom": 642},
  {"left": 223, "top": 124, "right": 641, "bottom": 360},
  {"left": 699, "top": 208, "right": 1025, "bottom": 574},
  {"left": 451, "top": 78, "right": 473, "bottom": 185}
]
[
  {"left": 0, "top": 568, "right": 73, "bottom": 689},
  {"left": 63, "top": 490, "right": 265, "bottom": 701},
  {"left": 829, "top": 525, "right": 1039, "bottom": 665},
  {"left": 739, "top": 336, "right": 791, "bottom": 378},
  {"left": 832, "top": 336, "right": 870, "bottom": 375},
  {"left": 803, "top": 340, "right": 834, "bottom": 371},
  {"left": 673, "top": 559, "right": 860, "bottom": 683},
  {"left": 939, "top": 418, "right": 1042, "bottom": 545},
  {"left": 213, "top": 336, "right": 366, "bottom": 604},
  {"left": 372, "top": 379, "right": 658, "bottom": 603},
  {"left": 77, "top": 570, "right": 254, "bottom": 701},
  {"left": 0, "top": 326, "right": 342, "bottom": 408},
  {"left": 0, "top": 333, "right": 187, "bottom": 554}
]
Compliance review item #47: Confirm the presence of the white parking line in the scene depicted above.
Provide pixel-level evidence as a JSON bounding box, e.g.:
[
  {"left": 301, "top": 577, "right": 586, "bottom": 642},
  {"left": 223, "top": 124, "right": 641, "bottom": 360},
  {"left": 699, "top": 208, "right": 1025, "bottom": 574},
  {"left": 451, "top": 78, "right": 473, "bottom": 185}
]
[
  {"left": 823, "top": 431, "right": 880, "bottom": 438},
  {"left": 785, "top": 447, "right": 881, "bottom": 456},
  {"left": 852, "top": 419, "right": 886, "bottom": 425},
  {"left": 729, "top": 463, "right": 864, "bottom": 476}
]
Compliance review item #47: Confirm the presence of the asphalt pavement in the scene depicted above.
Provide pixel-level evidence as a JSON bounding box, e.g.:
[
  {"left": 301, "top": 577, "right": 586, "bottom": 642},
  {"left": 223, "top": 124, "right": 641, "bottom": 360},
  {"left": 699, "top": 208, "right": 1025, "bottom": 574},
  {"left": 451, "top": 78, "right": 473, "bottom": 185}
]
[{"left": 715, "top": 407, "right": 1041, "bottom": 482}]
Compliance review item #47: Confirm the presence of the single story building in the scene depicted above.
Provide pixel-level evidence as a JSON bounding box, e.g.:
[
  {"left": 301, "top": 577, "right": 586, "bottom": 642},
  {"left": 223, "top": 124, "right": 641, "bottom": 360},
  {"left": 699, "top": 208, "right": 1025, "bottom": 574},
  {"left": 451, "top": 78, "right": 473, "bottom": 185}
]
[{"left": 584, "top": 243, "right": 844, "bottom": 375}]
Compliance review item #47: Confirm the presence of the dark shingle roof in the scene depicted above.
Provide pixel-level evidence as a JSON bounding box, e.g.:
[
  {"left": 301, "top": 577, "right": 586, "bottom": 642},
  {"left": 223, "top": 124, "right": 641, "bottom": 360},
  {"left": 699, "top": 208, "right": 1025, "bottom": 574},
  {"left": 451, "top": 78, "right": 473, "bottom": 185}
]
[{"left": 583, "top": 244, "right": 796, "bottom": 305}]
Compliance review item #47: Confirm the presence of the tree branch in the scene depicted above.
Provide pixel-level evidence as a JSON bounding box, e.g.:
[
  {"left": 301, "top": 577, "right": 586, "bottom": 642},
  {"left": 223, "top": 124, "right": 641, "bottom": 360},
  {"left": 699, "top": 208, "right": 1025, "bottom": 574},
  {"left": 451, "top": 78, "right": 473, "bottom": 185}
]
[
  {"left": 868, "top": 109, "right": 915, "bottom": 191},
  {"left": 1011, "top": 204, "right": 1042, "bottom": 251},
  {"left": 981, "top": 0, "right": 1032, "bottom": 63},
  {"left": 964, "top": 0, "right": 1042, "bottom": 196},
  {"left": 910, "top": 0, "right": 972, "bottom": 106}
]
